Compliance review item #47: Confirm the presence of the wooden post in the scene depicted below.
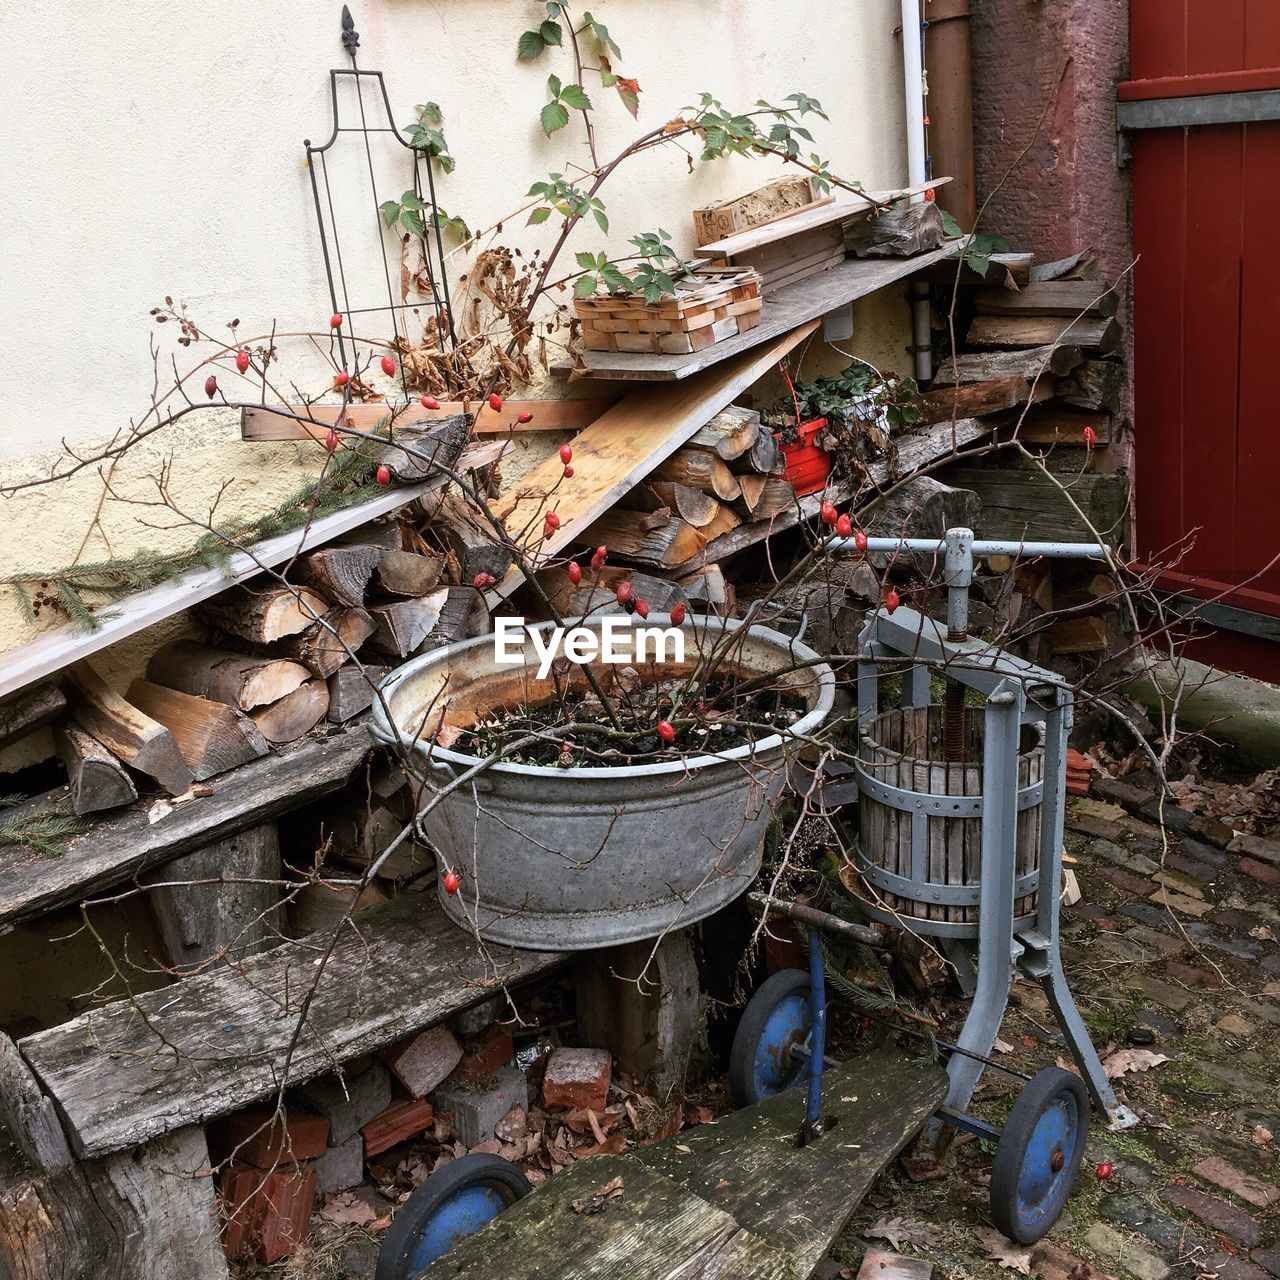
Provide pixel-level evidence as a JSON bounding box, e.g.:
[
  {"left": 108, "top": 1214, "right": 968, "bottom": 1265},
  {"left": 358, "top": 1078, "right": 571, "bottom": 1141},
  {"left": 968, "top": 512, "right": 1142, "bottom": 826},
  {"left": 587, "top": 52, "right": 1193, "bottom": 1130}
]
[{"left": 573, "top": 929, "right": 708, "bottom": 1097}]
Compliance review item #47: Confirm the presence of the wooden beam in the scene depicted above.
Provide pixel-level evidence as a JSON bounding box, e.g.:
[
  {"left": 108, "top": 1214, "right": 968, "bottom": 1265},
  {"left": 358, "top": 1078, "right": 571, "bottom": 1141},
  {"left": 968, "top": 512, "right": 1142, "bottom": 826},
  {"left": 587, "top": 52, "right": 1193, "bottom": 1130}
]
[
  {"left": 0, "top": 682, "right": 67, "bottom": 750},
  {"left": 54, "top": 723, "right": 138, "bottom": 816},
  {"left": 65, "top": 663, "right": 194, "bottom": 796},
  {"left": 0, "top": 718, "right": 372, "bottom": 928},
  {"left": 127, "top": 679, "right": 270, "bottom": 781},
  {"left": 240, "top": 397, "right": 616, "bottom": 440},
  {"left": 0, "top": 440, "right": 507, "bottom": 704},
  {"left": 19, "top": 893, "right": 564, "bottom": 1159},
  {"left": 905, "top": 375, "right": 1052, "bottom": 426},
  {"left": 932, "top": 344, "right": 1083, "bottom": 386},
  {"left": 965, "top": 314, "right": 1120, "bottom": 354}
]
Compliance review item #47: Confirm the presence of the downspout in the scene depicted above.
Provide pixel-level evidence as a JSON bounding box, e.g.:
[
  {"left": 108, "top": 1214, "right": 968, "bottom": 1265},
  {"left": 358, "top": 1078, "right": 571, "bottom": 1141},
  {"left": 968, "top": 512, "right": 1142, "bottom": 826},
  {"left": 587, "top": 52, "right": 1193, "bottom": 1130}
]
[{"left": 901, "top": 0, "right": 933, "bottom": 383}]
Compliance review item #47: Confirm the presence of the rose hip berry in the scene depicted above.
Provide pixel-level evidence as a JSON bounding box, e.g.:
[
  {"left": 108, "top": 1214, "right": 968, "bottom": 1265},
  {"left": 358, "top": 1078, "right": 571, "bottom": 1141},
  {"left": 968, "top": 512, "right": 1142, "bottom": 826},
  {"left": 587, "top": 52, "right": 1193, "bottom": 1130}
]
[
  {"left": 656, "top": 720, "right": 676, "bottom": 744},
  {"left": 375, "top": 463, "right": 391, "bottom": 486},
  {"left": 443, "top": 869, "right": 460, "bottom": 895},
  {"left": 1083, "top": 425, "right": 1098, "bottom": 448},
  {"left": 204, "top": 374, "right": 218, "bottom": 399},
  {"left": 635, "top": 599, "right": 649, "bottom": 618},
  {"left": 1095, "top": 1162, "right": 1113, "bottom": 1181},
  {"left": 835, "top": 514, "right": 852, "bottom": 538},
  {"left": 329, "top": 313, "right": 343, "bottom": 329},
  {"left": 420, "top": 394, "right": 440, "bottom": 410},
  {"left": 559, "top": 444, "right": 573, "bottom": 465},
  {"left": 854, "top": 530, "right": 869, "bottom": 553},
  {"left": 487, "top": 393, "right": 503, "bottom": 412},
  {"left": 670, "top": 603, "right": 686, "bottom": 626},
  {"left": 885, "top": 588, "right": 900, "bottom": 614},
  {"left": 591, "top": 545, "right": 608, "bottom": 571},
  {"left": 236, "top": 350, "right": 250, "bottom": 374},
  {"left": 472, "top": 572, "right": 495, "bottom": 589},
  {"left": 820, "top": 501, "right": 838, "bottom": 526},
  {"left": 563, "top": 465, "right": 574, "bottom": 478},
  {"left": 325, "top": 428, "right": 339, "bottom": 453},
  {"left": 334, "top": 370, "right": 350, "bottom": 387},
  {"left": 567, "top": 562, "right": 583, "bottom": 585},
  {"left": 544, "top": 511, "right": 561, "bottom": 531},
  {"left": 615, "top": 581, "right": 633, "bottom": 605},
  {"left": 518, "top": 411, "right": 534, "bottom": 423},
  {"left": 380, "top": 355, "right": 397, "bottom": 377}
]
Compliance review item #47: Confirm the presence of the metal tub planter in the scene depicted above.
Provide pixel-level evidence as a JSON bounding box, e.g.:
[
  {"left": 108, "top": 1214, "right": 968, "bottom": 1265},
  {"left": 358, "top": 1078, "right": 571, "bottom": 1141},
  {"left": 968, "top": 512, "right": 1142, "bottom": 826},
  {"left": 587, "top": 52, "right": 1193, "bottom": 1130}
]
[{"left": 371, "top": 613, "right": 834, "bottom": 950}]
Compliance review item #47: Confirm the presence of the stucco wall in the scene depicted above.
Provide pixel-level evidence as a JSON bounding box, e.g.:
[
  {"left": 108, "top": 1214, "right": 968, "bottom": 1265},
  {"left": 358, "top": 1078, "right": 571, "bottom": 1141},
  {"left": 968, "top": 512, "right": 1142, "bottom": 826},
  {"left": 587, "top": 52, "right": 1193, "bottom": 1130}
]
[{"left": 0, "top": 2, "right": 913, "bottom": 684}]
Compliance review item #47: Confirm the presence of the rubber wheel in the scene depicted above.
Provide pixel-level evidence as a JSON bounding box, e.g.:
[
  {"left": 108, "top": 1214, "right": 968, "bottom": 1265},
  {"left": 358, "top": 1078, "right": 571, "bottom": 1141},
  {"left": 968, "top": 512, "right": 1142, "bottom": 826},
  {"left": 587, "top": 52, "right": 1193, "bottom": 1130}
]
[
  {"left": 729, "top": 967, "right": 812, "bottom": 1108},
  {"left": 990, "top": 1066, "right": 1090, "bottom": 1244},
  {"left": 376, "top": 1153, "right": 532, "bottom": 1279}
]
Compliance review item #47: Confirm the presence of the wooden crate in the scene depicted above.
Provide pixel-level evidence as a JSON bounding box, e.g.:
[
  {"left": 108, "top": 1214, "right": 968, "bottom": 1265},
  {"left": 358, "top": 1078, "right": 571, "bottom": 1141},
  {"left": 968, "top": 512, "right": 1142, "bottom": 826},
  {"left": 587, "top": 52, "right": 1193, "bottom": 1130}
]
[
  {"left": 574, "top": 267, "right": 762, "bottom": 355},
  {"left": 692, "top": 175, "right": 831, "bottom": 247}
]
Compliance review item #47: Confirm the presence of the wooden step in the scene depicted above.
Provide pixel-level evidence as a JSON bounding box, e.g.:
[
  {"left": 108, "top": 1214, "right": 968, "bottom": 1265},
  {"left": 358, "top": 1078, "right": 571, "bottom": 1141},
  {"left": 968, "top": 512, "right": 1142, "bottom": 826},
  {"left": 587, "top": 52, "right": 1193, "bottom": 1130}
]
[{"left": 19, "top": 891, "right": 564, "bottom": 1159}]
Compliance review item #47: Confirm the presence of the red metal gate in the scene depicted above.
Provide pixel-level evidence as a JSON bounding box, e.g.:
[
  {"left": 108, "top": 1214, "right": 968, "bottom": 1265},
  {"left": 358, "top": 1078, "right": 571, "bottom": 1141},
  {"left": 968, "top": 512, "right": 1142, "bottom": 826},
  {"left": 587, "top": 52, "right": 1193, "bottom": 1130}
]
[{"left": 1124, "top": 1, "right": 1280, "bottom": 680}]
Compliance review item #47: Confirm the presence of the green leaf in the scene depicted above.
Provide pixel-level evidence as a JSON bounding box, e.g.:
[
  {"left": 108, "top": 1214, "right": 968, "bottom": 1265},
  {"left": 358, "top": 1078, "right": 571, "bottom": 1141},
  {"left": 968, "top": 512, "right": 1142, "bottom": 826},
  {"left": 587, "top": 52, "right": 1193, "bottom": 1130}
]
[
  {"left": 379, "top": 199, "right": 401, "bottom": 227},
  {"left": 399, "top": 191, "right": 425, "bottom": 211},
  {"left": 527, "top": 206, "right": 552, "bottom": 225},
  {"left": 581, "top": 12, "right": 621, "bottom": 59},
  {"left": 575, "top": 251, "right": 599, "bottom": 270},
  {"left": 574, "top": 275, "right": 598, "bottom": 298},
  {"left": 540, "top": 99, "right": 570, "bottom": 135},
  {"left": 400, "top": 208, "right": 426, "bottom": 236},
  {"left": 539, "top": 19, "right": 563, "bottom": 46},
  {"left": 547, "top": 73, "right": 562, "bottom": 98},
  {"left": 592, "top": 207, "right": 609, "bottom": 233},
  {"left": 969, "top": 253, "right": 991, "bottom": 279},
  {"left": 418, "top": 101, "right": 444, "bottom": 126},
  {"left": 939, "top": 209, "right": 963, "bottom": 239},
  {"left": 559, "top": 83, "right": 592, "bottom": 110},
  {"left": 600, "top": 264, "right": 630, "bottom": 292},
  {"left": 517, "top": 29, "right": 546, "bottom": 59}
]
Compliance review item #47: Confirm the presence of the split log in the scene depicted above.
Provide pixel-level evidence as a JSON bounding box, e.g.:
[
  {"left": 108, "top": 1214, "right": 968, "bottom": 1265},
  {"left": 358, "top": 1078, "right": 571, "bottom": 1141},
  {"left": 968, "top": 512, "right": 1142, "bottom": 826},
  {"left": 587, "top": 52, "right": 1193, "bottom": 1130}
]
[
  {"left": 924, "top": 250, "right": 1035, "bottom": 287},
  {"left": 143, "top": 823, "right": 281, "bottom": 971},
  {"left": 249, "top": 680, "right": 330, "bottom": 745},
  {"left": 650, "top": 448, "right": 742, "bottom": 501},
  {"left": 687, "top": 407, "right": 761, "bottom": 460},
  {"left": 0, "top": 1030, "right": 74, "bottom": 1171},
  {"left": 53, "top": 723, "right": 137, "bottom": 816},
  {"left": 431, "top": 493, "right": 515, "bottom": 585},
  {"left": 65, "top": 663, "right": 193, "bottom": 795},
  {"left": 127, "top": 679, "right": 270, "bottom": 781},
  {"left": 581, "top": 510, "right": 708, "bottom": 570},
  {"left": 374, "top": 549, "right": 444, "bottom": 598},
  {"left": 326, "top": 804, "right": 431, "bottom": 881},
  {"left": 327, "top": 664, "right": 391, "bottom": 723},
  {"left": 377, "top": 414, "right": 469, "bottom": 482},
  {"left": 677, "top": 563, "right": 732, "bottom": 611},
  {"left": 622, "top": 481, "right": 720, "bottom": 528},
  {"left": 430, "top": 586, "right": 490, "bottom": 647},
  {"left": 1049, "top": 615, "right": 1110, "bottom": 654},
  {"left": 965, "top": 314, "right": 1120, "bottom": 355},
  {"left": 368, "top": 588, "right": 449, "bottom": 658},
  {"left": 975, "top": 279, "right": 1117, "bottom": 318},
  {"left": 932, "top": 344, "right": 1083, "bottom": 386},
  {"left": 335, "top": 518, "right": 404, "bottom": 550},
  {"left": 288, "top": 877, "right": 387, "bottom": 937},
  {"left": 692, "top": 174, "right": 819, "bottom": 245},
  {"left": 1013, "top": 407, "right": 1112, "bottom": 446},
  {"left": 0, "top": 682, "right": 67, "bottom": 750},
  {"left": 1057, "top": 359, "right": 1125, "bottom": 413},
  {"left": 273, "top": 607, "right": 376, "bottom": 679},
  {"left": 866, "top": 476, "right": 982, "bottom": 542},
  {"left": 736, "top": 427, "right": 782, "bottom": 476},
  {"left": 299, "top": 545, "right": 381, "bottom": 608},
  {"left": 148, "top": 641, "right": 310, "bottom": 711},
  {"left": 539, "top": 566, "right": 686, "bottom": 617},
  {"left": 906, "top": 375, "right": 1052, "bottom": 426},
  {"left": 733, "top": 476, "right": 796, "bottom": 521},
  {"left": 197, "top": 583, "right": 329, "bottom": 643},
  {"left": 845, "top": 202, "right": 946, "bottom": 258}
]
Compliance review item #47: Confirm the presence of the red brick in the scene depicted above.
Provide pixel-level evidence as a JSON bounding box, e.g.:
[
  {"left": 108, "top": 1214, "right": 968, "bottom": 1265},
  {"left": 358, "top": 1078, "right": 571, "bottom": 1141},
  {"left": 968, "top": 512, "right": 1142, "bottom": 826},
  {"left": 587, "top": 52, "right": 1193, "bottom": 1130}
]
[
  {"left": 382, "top": 1024, "right": 463, "bottom": 1098},
  {"left": 218, "top": 1161, "right": 316, "bottom": 1262},
  {"left": 450, "top": 1026, "right": 515, "bottom": 1085},
  {"left": 542, "top": 1047, "right": 611, "bottom": 1112},
  {"left": 361, "top": 1098, "right": 434, "bottom": 1157},
  {"left": 1099, "top": 867, "right": 1154, "bottom": 898},
  {"left": 1241, "top": 858, "right": 1280, "bottom": 888},
  {"left": 1164, "top": 961, "right": 1224, "bottom": 990},
  {"left": 210, "top": 1104, "right": 329, "bottom": 1167}
]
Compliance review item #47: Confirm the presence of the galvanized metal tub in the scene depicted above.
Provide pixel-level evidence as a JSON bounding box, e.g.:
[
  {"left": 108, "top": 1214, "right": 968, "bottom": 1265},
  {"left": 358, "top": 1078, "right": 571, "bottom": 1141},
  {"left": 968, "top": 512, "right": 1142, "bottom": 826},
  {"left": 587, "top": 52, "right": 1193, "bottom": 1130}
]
[{"left": 371, "top": 613, "right": 835, "bottom": 950}]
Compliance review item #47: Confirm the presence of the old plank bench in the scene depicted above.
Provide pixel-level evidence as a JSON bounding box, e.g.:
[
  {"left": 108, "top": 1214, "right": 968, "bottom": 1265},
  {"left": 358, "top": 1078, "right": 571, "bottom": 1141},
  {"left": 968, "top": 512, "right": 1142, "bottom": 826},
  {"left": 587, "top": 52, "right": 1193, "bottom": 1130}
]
[{"left": 418, "top": 1046, "right": 949, "bottom": 1280}]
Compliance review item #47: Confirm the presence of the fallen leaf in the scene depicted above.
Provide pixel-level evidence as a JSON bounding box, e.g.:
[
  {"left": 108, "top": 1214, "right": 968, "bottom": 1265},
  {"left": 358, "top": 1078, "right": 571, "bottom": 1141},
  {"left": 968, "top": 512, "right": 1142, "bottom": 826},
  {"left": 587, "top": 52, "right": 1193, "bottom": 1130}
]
[
  {"left": 673, "top": 1142, "right": 692, "bottom": 1154},
  {"left": 1102, "top": 1048, "right": 1170, "bottom": 1078},
  {"left": 1250, "top": 925, "right": 1277, "bottom": 942},
  {"left": 571, "top": 1175, "right": 624, "bottom": 1215},
  {"left": 865, "top": 1216, "right": 943, "bottom": 1251},
  {"left": 318, "top": 1191, "right": 379, "bottom": 1227},
  {"left": 1253, "top": 1124, "right": 1273, "bottom": 1146},
  {"left": 977, "top": 1226, "right": 1034, "bottom": 1274},
  {"left": 571, "top": 1133, "right": 628, "bottom": 1160}
]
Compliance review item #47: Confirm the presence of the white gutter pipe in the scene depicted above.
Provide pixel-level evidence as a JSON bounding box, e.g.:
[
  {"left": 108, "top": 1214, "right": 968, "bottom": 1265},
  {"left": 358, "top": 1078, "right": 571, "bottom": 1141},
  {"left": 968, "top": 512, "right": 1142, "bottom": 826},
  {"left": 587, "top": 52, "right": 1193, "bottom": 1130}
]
[{"left": 901, "top": 0, "right": 934, "bottom": 383}]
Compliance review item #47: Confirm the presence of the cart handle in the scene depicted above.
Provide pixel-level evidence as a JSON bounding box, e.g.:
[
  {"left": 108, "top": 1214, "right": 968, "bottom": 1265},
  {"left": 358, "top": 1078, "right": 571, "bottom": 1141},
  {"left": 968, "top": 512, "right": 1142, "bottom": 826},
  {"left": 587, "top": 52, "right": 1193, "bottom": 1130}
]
[{"left": 747, "top": 892, "right": 885, "bottom": 948}]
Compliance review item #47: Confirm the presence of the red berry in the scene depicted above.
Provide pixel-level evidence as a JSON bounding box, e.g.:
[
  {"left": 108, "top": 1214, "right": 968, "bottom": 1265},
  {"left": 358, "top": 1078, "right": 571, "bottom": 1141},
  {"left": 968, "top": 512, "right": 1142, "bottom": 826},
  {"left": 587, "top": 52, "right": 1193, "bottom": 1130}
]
[
  {"left": 1083, "top": 425, "right": 1098, "bottom": 449},
  {"left": 381, "top": 355, "right": 397, "bottom": 377},
  {"left": 656, "top": 720, "right": 676, "bottom": 744},
  {"left": 472, "top": 572, "right": 495, "bottom": 589},
  {"left": 335, "top": 370, "right": 350, "bottom": 387},
  {"left": 518, "top": 411, "right": 534, "bottom": 424},
  {"left": 204, "top": 374, "right": 218, "bottom": 399},
  {"left": 1095, "top": 1162, "right": 1113, "bottom": 1181},
  {"left": 635, "top": 599, "right": 649, "bottom": 618},
  {"left": 235, "top": 349, "right": 250, "bottom": 374},
  {"left": 835, "top": 514, "right": 853, "bottom": 538},
  {"left": 421, "top": 395, "right": 440, "bottom": 410},
  {"left": 591, "top": 545, "right": 608, "bottom": 571},
  {"left": 544, "top": 511, "right": 561, "bottom": 531},
  {"left": 885, "top": 588, "right": 900, "bottom": 614},
  {"left": 616, "top": 581, "right": 632, "bottom": 605},
  {"left": 375, "top": 463, "right": 391, "bottom": 487},
  {"left": 487, "top": 393, "right": 503, "bottom": 412},
  {"left": 670, "top": 603, "right": 686, "bottom": 626},
  {"left": 567, "top": 562, "right": 583, "bottom": 585},
  {"left": 443, "top": 869, "right": 460, "bottom": 895},
  {"left": 854, "top": 530, "right": 869, "bottom": 553},
  {"left": 329, "top": 313, "right": 343, "bottom": 329},
  {"left": 563, "top": 465, "right": 574, "bottom": 478},
  {"left": 820, "top": 501, "right": 838, "bottom": 526},
  {"left": 559, "top": 444, "right": 573, "bottom": 465},
  {"left": 324, "top": 427, "right": 339, "bottom": 453}
]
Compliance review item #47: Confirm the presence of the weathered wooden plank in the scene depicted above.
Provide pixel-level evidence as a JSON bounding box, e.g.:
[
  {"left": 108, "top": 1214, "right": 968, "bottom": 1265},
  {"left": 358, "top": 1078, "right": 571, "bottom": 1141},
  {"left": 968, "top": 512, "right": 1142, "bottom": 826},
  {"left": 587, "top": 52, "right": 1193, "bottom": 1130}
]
[
  {"left": 551, "top": 247, "right": 957, "bottom": 381},
  {"left": 0, "top": 719, "right": 373, "bottom": 929},
  {"left": 0, "top": 683, "right": 67, "bottom": 750},
  {"left": 20, "top": 892, "right": 564, "bottom": 1159}
]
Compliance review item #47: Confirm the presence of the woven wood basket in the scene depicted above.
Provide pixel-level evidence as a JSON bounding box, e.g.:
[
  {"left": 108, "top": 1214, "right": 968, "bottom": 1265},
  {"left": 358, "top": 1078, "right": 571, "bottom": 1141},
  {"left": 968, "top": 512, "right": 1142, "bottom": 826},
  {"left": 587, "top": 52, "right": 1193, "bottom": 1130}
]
[{"left": 574, "top": 266, "right": 762, "bottom": 355}]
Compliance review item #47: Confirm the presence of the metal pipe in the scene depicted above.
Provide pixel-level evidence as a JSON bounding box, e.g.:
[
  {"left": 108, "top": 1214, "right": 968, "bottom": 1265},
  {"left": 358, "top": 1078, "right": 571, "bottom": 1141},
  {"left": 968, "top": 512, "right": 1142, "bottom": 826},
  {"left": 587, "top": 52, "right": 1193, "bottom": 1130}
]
[
  {"left": 747, "top": 892, "right": 886, "bottom": 948},
  {"left": 900, "top": 0, "right": 934, "bottom": 384},
  {"left": 923, "top": 0, "right": 977, "bottom": 229},
  {"left": 832, "top": 535, "right": 1109, "bottom": 560}
]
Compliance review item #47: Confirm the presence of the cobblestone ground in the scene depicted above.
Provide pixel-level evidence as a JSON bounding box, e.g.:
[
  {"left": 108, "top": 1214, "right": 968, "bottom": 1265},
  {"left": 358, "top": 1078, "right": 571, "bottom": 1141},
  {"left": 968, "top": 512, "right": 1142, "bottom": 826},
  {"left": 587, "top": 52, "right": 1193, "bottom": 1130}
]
[{"left": 829, "top": 776, "right": 1280, "bottom": 1280}]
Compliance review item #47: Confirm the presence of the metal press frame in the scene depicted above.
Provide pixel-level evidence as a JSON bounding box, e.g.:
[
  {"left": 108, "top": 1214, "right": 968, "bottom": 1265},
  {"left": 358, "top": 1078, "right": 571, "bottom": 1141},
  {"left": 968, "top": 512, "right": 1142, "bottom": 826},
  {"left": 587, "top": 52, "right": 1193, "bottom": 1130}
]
[{"left": 830, "top": 528, "right": 1139, "bottom": 1132}]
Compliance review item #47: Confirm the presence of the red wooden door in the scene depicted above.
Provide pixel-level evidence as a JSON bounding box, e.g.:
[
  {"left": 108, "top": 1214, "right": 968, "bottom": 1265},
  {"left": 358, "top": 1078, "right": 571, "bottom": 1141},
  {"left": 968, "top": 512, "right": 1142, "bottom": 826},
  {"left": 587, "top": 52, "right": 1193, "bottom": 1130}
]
[{"left": 1125, "top": 1, "right": 1280, "bottom": 680}]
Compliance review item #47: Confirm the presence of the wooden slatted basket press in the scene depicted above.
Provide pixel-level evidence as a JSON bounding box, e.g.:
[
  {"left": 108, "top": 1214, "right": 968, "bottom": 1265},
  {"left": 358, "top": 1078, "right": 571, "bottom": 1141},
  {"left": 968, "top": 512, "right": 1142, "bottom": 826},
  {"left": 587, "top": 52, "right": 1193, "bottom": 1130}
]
[{"left": 573, "top": 266, "right": 762, "bottom": 355}]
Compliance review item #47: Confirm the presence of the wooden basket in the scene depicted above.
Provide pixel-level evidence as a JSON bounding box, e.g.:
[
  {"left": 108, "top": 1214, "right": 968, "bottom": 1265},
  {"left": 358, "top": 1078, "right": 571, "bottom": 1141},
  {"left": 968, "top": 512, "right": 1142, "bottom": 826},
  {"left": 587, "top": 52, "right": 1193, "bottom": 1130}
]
[{"left": 574, "top": 267, "right": 762, "bottom": 355}]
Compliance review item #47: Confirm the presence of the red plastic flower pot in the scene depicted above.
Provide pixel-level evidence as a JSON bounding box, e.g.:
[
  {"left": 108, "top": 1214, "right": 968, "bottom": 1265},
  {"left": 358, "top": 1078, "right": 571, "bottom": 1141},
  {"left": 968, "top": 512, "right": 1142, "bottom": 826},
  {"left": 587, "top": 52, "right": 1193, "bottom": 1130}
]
[{"left": 775, "top": 418, "right": 831, "bottom": 496}]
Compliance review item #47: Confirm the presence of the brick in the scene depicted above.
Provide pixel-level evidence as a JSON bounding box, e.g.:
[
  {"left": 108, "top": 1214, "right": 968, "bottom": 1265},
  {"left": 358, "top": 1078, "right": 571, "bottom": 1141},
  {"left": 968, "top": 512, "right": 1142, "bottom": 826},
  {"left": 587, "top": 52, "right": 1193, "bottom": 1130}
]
[
  {"left": 542, "top": 1047, "right": 612, "bottom": 1113},
  {"left": 1102, "top": 867, "right": 1156, "bottom": 898},
  {"left": 382, "top": 1024, "right": 463, "bottom": 1099},
  {"left": 1164, "top": 961, "right": 1224, "bottom": 990},
  {"left": 1194, "top": 1156, "right": 1280, "bottom": 1209},
  {"left": 1149, "top": 887, "right": 1213, "bottom": 917},
  {"left": 361, "top": 1098, "right": 434, "bottom": 1158},
  {"left": 1032, "top": 1240, "right": 1119, "bottom": 1280},
  {"left": 210, "top": 1105, "right": 329, "bottom": 1167},
  {"left": 1163, "top": 851, "right": 1217, "bottom": 883},
  {"left": 1139, "top": 800, "right": 1234, "bottom": 848},
  {"left": 314, "top": 1134, "right": 364, "bottom": 1197},
  {"left": 1097, "top": 934, "right": 1151, "bottom": 964},
  {"left": 1204, "top": 1253, "right": 1272, "bottom": 1280},
  {"left": 1251, "top": 1243, "right": 1280, "bottom": 1277},
  {"left": 1083, "top": 1222, "right": 1170, "bottom": 1280},
  {"left": 1242, "top": 858, "right": 1280, "bottom": 888},
  {"left": 857, "top": 1248, "right": 933, "bottom": 1280},
  {"left": 1230, "top": 832, "right": 1280, "bottom": 866},
  {"left": 219, "top": 1161, "right": 316, "bottom": 1263},
  {"left": 1097, "top": 1193, "right": 1204, "bottom": 1258},
  {"left": 1181, "top": 836, "right": 1234, "bottom": 869},
  {"left": 1125, "top": 926, "right": 1185, "bottom": 957},
  {"left": 298, "top": 1058, "right": 392, "bottom": 1147},
  {"left": 450, "top": 1026, "right": 516, "bottom": 1085},
  {"left": 1093, "top": 776, "right": 1158, "bottom": 811},
  {"left": 1066, "top": 901, "right": 1122, "bottom": 930},
  {"left": 433, "top": 1063, "right": 527, "bottom": 1146},
  {"left": 1165, "top": 1185, "right": 1261, "bottom": 1248},
  {"left": 1121, "top": 901, "right": 1179, "bottom": 930},
  {"left": 1216, "top": 1013, "right": 1256, "bottom": 1036},
  {"left": 1090, "top": 838, "right": 1160, "bottom": 876},
  {"left": 1128, "top": 975, "right": 1195, "bottom": 1011}
]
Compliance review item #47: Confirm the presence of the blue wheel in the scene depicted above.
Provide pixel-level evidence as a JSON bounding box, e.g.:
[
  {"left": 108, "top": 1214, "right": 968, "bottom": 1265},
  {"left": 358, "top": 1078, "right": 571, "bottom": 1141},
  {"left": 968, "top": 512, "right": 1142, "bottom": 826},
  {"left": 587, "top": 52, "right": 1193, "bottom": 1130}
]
[
  {"left": 730, "top": 967, "right": 812, "bottom": 1107},
  {"left": 990, "top": 1067, "right": 1090, "bottom": 1244},
  {"left": 375, "top": 1153, "right": 531, "bottom": 1278}
]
